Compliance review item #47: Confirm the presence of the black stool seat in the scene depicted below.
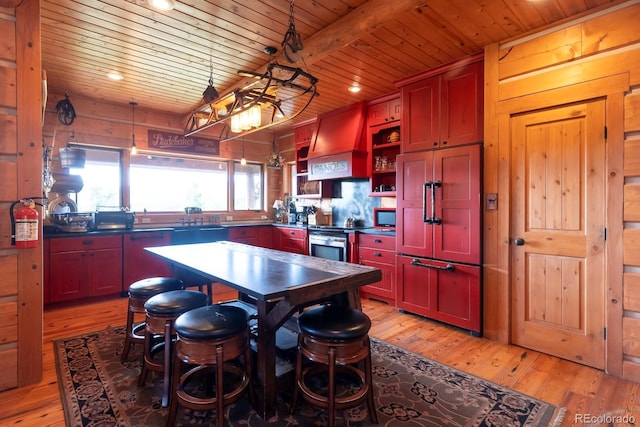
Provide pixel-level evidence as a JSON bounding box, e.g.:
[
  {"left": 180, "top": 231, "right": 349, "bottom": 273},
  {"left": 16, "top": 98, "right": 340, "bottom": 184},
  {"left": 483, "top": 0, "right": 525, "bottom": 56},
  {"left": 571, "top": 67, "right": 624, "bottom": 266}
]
[
  {"left": 174, "top": 305, "right": 248, "bottom": 340},
  {"left": 144, "top": 289, "right": 209, "bottom": 316},
  {"left": 121, "top": 277, "right": 184, "bottom": 363},
  {"left": 298, "top": 304, "right": 371, "bottom": 340},
  {"left": 129, "top": 277, "right": 183, "bottom": 298}
]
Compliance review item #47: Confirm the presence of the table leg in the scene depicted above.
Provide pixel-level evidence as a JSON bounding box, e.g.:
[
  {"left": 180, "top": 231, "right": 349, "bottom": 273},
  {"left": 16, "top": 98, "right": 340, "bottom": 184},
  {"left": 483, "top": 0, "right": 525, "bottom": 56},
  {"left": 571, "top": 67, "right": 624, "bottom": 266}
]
[{"left": 254, "top": 299, "right": 277, "bottom": 418}]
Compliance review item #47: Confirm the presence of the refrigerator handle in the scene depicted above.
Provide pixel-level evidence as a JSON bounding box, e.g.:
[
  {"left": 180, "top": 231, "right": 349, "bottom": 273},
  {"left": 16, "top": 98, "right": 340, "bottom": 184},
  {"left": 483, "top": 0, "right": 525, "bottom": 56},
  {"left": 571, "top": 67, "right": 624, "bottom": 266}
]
[
  {"left": 411, "top": 258, "right": 455, "bottom": 271},
  {"left": 431, "top": 180, "right": 442, "bottom": 225},
  {"left": 423, "top": 182, "right": 433, "bottom": 224}
]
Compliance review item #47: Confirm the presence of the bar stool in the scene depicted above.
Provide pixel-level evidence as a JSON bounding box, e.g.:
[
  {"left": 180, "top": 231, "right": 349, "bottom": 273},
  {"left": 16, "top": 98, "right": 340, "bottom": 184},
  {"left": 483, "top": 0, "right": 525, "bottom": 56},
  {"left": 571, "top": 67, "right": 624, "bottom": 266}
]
[
  {"left": 138, "top": 289, "right": 208, "bottom": 407},
  {"left": 121, "top": 277, "right": 184, "bottom": 362},
  {"left": 290, "top": 304, "right": 378, "bottom": 427},
  {"left": 166, "top": 304, "right": 253, "bottom": 427}
]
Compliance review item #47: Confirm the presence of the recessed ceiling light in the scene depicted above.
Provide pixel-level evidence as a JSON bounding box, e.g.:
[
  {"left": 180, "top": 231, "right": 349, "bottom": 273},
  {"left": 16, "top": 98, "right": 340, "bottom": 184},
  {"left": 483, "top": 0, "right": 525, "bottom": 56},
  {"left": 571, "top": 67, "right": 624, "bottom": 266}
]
[
  {"left": 107, "top": 71, "right": 123, "bottom": 80},
  {"left": 348, "top": 85, "right": 361, "bottom": 93},
  {"left": 148, "top": 0, "right": 175, "bottom": 11}
]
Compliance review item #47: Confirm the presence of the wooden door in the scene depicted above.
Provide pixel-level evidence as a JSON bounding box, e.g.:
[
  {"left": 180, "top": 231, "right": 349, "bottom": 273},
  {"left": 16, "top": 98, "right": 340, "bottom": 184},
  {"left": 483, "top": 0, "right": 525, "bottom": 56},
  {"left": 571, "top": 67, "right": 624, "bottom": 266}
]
[
  {"left": 396, "top": 151, "right": 433, "bottom": 258},
  {"left": 511, "top": 100, "right": 606, "bottom": 369}
]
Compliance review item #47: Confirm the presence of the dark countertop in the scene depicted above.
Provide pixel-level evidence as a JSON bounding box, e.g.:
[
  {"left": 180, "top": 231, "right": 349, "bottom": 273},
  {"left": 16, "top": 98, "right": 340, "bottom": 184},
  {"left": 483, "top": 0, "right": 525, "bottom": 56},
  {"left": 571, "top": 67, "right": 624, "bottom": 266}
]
[{"left": 44, "top": 223, "right": 395, "bottom": 238}]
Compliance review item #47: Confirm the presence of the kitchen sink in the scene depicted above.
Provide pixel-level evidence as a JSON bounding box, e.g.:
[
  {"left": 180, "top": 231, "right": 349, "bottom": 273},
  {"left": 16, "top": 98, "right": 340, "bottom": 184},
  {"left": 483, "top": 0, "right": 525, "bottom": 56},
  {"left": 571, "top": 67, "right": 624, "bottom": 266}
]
[{"left": 170, "top": 226, "right": 227, "bottom": 245}]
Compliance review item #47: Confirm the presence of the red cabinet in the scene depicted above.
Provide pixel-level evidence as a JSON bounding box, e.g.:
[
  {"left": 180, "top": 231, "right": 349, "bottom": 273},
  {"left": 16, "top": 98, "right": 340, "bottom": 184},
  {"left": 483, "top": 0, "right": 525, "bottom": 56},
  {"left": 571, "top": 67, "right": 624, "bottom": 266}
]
[
  {"left": 274, "top": 226, "right": 308, "bottom": 255},
  {"left": 123, "top": 230, "right": 171, "bottom": 286},
  {"left": 358, "top": 233, "right": 396, "bottom": 305},
  {"left": 396, "top": 144, "right": 482, "bottom": 334},
  {"left": 396, "top": 144, "right": 481, "bottom": 265},
  {"left": 396, "top": 255, "right": 481, "bottom": 334},
  {"left": 400, "top": 60, "right": 483, "bottom": 153},
  {"left": 228, "top": 227, "right": 260, "bottom": 246},
  {"left": 47, "top": 235, "right": 123, "bottom": 303},
  {"left": 367, "top": 94, "right": 401, "bottom": 127}
]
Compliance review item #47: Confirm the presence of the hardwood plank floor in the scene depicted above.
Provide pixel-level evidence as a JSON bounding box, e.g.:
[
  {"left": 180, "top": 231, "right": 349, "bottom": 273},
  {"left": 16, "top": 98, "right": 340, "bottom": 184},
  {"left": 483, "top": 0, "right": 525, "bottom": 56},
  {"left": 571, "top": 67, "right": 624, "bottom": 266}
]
[{"left": 0, "top": 294, "right": 638, "bottom": 426}]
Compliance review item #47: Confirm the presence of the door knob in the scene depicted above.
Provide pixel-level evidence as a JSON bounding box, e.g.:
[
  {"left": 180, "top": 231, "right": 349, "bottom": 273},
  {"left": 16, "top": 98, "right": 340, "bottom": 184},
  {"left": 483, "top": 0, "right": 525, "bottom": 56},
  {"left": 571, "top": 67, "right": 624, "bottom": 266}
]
[{"left": 514, "top": 238, "right": 525, "bottom": 246}]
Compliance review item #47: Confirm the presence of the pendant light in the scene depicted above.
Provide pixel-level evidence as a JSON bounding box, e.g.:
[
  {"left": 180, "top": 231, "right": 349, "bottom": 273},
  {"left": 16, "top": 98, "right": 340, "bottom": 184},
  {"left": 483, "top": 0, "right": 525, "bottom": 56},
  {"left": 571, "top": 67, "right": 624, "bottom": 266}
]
[
  {"left": 130, "top": 101, "right": 138, "bottom": 155},
  {"left": 240, "top": 138, "right": 247, "bottom": 165}
]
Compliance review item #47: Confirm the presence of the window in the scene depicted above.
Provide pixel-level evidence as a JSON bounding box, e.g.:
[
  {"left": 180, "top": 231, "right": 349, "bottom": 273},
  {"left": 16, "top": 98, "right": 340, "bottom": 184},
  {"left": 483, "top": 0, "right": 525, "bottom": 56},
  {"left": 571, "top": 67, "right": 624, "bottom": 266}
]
[
  {"left": 130, "top": 155, "right": 228, "bottom": 212},
  {"left": 69, "top": 147, "right": 121, "bottom": 212},
  {"left": 233, "top": 161, "right": 263, "bottom": 210}
]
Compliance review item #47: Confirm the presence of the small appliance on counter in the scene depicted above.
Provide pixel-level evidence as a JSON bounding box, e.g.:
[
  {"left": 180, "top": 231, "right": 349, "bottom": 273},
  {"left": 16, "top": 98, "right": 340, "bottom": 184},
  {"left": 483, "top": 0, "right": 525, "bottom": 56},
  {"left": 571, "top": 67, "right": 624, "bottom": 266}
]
[{"left": 93, "top": 210, "right": 135, "bottom": 230}]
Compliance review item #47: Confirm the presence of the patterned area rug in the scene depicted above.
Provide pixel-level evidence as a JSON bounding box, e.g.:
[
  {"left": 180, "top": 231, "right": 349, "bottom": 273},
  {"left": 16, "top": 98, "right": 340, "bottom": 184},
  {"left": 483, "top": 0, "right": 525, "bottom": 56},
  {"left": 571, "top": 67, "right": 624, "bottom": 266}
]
[{"left": 54, "top": 325, "right": 565, "bottom": 426}]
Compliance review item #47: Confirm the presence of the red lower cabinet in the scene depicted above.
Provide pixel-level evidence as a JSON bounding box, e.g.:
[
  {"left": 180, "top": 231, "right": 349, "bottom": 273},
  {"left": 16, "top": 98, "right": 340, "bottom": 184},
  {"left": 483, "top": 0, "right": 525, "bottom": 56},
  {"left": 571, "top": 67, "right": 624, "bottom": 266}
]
[{"left": 396, "top": 254, "right": 481, "bottom": 335}]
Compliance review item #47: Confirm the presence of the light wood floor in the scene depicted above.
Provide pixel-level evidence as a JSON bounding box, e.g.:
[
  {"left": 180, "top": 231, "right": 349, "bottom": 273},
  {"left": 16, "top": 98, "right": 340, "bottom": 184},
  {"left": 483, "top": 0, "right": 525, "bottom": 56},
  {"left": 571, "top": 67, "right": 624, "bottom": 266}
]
[{"left": 0, "top": 293, "right": 638, "bottom": 426}]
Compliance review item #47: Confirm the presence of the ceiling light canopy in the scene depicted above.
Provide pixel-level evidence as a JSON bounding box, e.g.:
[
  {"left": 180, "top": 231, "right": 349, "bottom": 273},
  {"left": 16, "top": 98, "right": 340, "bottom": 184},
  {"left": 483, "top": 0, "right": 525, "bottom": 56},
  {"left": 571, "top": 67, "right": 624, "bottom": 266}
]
[{"left": 148, "top": 0, "right": 174, "bottom": 11}]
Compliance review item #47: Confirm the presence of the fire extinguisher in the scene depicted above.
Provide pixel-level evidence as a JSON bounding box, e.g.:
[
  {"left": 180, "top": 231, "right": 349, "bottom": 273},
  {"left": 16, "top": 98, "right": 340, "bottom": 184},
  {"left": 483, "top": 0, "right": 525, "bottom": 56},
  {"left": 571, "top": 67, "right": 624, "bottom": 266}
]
[{"left": 10, "top": 198, "right": 46, "bottom": 248}]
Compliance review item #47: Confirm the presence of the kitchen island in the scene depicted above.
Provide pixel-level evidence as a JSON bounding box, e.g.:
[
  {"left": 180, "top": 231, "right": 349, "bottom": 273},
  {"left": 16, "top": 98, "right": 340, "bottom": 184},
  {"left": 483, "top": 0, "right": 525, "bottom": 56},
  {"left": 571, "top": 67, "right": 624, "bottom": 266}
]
[{"left": 145, "top": 240, "right": 382, "bottom": 419}]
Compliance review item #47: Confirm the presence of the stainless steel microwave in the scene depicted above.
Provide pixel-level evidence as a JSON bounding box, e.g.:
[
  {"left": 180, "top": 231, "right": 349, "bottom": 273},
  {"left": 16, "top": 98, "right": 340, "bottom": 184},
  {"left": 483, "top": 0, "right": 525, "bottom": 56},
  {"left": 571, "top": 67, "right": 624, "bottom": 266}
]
[{"left": 373, "top": 208, "right": 396, "bottom": 229}]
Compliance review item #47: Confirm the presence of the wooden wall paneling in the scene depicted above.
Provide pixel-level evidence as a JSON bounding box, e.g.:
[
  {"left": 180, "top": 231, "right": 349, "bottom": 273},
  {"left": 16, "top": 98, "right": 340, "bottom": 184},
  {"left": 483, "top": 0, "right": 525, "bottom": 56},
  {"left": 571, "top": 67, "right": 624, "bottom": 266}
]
[
  {"left": 0, "top": 19, "right": 15, "bottom": 61},
  {"left": 15, "top": 0, "right": 43, "bottom": 387},
  {"left": 0, "top": 160, "right": 17, "bottom": 201},
  {"left": 624, "top": 137, "right": 640, "bottom": 175},
  {"left": 0, "top": 114, "right": 17, "bottom": 153},
  {"left": 0, "top": 254, "right": 17, "bottom": 297},
  {"left": 623, "top": 317, "right": 640, "bottom": 358},
  {"left": 0, "top": 67, "right": 16, "bottom": 109},
  {"left": 623, "top": 229, "right": 640, "bottom": 265},
  {"left": 625, "top": 90, "right": 640, "bottom": 131},
  {"left": 624, "top": 272, "right": 640, "bottom": 312},
  {"left": 498, "top": 47, "right": 640, "bottom": 102},
  {"left": 0, "top": 349, "right": 17, "bottom": 391},
  {"left": 624, "top": 183, "right": 640, "bottom": 221},
  {"left": 497, "top": 24, "right": 582, "bottom": 80},
  {"left": 482, "top": 43, "right": 508, "bottom": 342},
  {"left": 581, "top": 4, "right": 640, "bottom": 55},
  {"left": 605, "top": 90, "right": 625, "bottom": 378}
]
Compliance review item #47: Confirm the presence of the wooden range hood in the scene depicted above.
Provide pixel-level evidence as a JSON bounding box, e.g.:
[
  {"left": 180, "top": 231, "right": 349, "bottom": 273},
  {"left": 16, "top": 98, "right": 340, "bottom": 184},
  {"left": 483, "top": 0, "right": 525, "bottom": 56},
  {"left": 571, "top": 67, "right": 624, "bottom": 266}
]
[{"left": 307, "top": 102, "right": 368, "bottom": 180}]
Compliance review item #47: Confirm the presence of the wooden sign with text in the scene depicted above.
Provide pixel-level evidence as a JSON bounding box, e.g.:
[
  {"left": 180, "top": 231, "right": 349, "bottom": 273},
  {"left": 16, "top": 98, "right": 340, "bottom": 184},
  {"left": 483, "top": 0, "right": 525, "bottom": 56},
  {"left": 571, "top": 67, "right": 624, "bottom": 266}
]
[{"left": 147, "top": 130, "right": 219, "bottom": 155}]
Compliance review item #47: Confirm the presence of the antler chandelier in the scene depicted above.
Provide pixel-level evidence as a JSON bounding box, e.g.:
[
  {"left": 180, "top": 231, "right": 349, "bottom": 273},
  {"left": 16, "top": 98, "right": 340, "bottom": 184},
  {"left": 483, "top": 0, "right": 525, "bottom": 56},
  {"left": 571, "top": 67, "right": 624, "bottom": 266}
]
[{"left": 184, "top": 0, "right": 318, "bottom": 141}]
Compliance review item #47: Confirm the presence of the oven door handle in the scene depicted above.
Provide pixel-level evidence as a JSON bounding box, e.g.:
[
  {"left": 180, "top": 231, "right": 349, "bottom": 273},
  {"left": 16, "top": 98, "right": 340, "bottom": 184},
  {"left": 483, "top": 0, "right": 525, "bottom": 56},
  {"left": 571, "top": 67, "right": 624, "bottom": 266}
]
[{"left": 410, "top": 258, "right": 455, "bottom": 272}]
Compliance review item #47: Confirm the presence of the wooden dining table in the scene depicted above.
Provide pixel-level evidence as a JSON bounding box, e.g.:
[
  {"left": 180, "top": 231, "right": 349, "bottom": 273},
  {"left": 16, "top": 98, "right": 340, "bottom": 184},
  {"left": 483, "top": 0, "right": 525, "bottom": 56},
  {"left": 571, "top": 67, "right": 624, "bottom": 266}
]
[{"left": 145, "top": 240, "right": 382, "bottom": 419}]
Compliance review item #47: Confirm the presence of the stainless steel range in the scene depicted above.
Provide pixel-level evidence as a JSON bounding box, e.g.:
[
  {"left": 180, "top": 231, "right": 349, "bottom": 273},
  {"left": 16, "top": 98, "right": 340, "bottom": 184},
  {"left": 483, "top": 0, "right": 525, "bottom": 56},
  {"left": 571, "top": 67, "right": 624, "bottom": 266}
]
[{"left": 308, "top": 226, "right": 349, "bottom": 262}]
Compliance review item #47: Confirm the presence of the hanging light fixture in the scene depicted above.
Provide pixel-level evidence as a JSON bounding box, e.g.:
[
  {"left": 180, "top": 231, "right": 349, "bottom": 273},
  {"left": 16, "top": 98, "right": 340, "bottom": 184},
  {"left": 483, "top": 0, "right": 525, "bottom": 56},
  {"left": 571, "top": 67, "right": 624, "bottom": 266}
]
[
  {"left": 130, "top": 101, "right": 138, "bottom": 155},
  {"left": 184, "top": 1, "right": 318, "bottom": 141},
  {"left": 202, "top": 50, "right": 219, "bottom": 104},
  {"left": 240, "top": 138, "right": 247, "bottom": 165}
]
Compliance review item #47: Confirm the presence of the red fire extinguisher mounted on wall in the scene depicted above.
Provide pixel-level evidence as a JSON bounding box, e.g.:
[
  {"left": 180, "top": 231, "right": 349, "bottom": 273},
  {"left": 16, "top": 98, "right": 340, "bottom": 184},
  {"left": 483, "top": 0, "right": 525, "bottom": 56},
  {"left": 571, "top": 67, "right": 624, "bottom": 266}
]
[{"left": 10, "top": 198, "right": 45, "bottom": 249}]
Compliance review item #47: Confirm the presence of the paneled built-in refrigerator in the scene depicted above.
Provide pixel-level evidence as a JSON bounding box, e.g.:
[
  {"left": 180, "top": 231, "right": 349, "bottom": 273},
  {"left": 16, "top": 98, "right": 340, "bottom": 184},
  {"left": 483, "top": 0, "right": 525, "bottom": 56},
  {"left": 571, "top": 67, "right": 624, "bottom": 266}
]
[{"left": 396, "top": 143, "right": 482, "bottom": 335}]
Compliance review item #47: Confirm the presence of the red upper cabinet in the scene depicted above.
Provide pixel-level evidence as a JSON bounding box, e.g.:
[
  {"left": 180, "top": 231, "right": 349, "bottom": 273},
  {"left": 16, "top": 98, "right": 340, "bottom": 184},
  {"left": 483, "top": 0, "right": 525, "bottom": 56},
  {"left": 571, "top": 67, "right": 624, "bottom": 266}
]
[
  {"left": 367, "top": 94, "right": 401, "bottom": 127},
  {"left": 396, "top": 144, "right": 482, "bottom": 265},
  {"left": 400, "top": 58, "right": 483, "bottom": 153}
]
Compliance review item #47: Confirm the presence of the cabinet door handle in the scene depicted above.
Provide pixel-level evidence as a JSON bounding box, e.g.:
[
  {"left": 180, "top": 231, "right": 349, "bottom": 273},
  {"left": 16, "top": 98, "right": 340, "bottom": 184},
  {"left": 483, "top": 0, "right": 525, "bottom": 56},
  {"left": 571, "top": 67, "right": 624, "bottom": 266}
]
[
  {"left": 431, "top": 180, "right": 442, "bottom": 225},
  {"left": 373, "top": 252, "right": 382, "bottom": 257},
  {"left": 374, "top": 238, "right": 382, "bottom": 243},
  {"left": 289, "top": 231, "right": 295, "bottom": 235},
  {"left": 423, "top": 182, "right": 432, "bottom": 224},
  {"left": 82, "top": 240, "right": 93, "bottom": 245},
  {"left": 411, "top": 258, "right": 454, "bottom": 271}
]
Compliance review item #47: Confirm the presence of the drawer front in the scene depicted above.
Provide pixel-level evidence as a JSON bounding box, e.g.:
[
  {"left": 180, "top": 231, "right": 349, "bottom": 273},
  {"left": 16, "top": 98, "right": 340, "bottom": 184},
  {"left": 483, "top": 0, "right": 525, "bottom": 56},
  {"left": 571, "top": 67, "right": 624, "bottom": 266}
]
[
  {"left": 358, "top": 234, "right": 395, "bottom": 250},
  {"left": 280, "top": 237, "right": 306, "bottom": 254},
  {"left": 49, "top": 235, "right": 122, "bottom": 252},
  {"left": 278, "top": 227, "right": 307, "bottom": 239},
  {"left": 358, "top": 247, "right": 395, "bottom": 264},
  {"left": 228, "top": 227, "right": 259, "bottom": 239}
]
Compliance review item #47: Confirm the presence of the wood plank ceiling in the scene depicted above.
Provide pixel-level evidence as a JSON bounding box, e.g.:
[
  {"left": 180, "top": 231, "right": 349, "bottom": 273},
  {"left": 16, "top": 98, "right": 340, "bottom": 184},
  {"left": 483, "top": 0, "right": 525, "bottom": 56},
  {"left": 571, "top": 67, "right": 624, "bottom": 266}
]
[{"left": 39, "top": 0, "right": 620, "bottom": 135}]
